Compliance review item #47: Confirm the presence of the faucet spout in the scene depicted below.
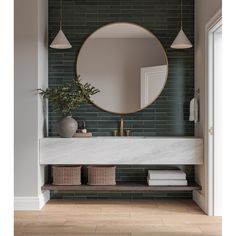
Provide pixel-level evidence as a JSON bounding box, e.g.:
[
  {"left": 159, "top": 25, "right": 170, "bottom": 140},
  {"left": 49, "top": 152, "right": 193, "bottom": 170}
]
[{"left": 120, "top": 118, "right": 124, "bottom": 136}]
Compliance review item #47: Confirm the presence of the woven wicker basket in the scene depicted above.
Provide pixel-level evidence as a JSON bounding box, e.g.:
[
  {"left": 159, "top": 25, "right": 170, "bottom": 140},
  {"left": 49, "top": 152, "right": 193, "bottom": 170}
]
[
  {"left": 87, "top": 166, "right": 116, "bottom": 185},
  {"left": 52, "top": 166, "right": 81, "bottom": 185}
]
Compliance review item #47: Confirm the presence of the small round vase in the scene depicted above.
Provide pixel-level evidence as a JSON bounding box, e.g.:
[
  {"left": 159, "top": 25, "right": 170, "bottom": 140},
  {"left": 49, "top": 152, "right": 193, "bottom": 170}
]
[{"left": 56, "top": 116, "right": 78, "bottom": 138}]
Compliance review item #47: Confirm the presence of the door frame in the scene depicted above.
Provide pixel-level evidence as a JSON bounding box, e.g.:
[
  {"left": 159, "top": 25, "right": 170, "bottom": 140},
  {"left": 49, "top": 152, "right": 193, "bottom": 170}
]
[{"left": 205, "top": 10, "right": 222, "bottom": 216}]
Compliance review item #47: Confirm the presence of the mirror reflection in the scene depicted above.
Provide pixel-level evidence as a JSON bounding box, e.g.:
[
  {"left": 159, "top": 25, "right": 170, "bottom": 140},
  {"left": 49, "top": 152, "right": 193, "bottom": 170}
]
[{"left": 77, "top": 23, "right": 168, "bottom": 114}]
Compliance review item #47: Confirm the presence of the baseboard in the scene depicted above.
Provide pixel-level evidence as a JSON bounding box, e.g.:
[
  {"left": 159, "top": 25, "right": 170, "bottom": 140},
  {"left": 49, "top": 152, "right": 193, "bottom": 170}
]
[
  {"left": 14, "top": 191, "right": 50, "bottom": 211},
  {"left": 193, "top": 190, "right": 207, "bottom": 214}
]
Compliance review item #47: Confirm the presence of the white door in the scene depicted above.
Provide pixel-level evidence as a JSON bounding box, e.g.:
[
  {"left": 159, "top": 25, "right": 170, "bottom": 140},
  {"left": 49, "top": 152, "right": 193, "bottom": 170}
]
[
  {"left": 208, "top": 21, "right": 222, "bottom": 216},
  {"left": 140, "top": 65, "right": 167, "bottom": 108},
  {"left": 213, "top": 25, "right": 222, "bottom": 216}
]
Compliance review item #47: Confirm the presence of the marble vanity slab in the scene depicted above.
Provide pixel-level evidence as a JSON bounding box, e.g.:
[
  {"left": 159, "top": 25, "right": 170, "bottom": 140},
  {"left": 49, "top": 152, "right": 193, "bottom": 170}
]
[{"left": 40, "top": 137, "right": 203, "bottom": 165}]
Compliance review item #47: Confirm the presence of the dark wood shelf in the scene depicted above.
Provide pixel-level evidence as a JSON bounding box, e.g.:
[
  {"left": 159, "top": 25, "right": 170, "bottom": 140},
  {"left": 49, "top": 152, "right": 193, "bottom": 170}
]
[{"left": 42, "top": 182, "right": 201, "bottom": 192}]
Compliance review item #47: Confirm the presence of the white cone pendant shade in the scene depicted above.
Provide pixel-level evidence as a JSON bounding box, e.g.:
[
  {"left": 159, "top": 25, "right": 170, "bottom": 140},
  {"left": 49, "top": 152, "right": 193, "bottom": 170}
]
[
  {"left": 50, "top": 29, "right": 72, "bottom": 49},
  {"left": 170, "top": 0, "right": 192, "bottom": 49},
  {"left": 171, "top": 29, "right": 192, "bottom": 49},
  {"left": 50, "top": 0, "right": 72, "bottom": 49}
]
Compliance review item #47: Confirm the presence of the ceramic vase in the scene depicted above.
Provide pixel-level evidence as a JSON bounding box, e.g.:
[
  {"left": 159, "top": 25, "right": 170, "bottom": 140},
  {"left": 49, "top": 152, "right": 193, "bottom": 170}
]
[{"left": 56, "top": 116, "right": 78, "bottom": 138}]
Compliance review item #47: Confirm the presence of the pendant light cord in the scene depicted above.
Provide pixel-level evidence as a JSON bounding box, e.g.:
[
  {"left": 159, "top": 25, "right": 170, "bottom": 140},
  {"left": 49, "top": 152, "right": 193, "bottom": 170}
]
[
  {"left": 60, "top": 0, "right": 62, "bottom": 30},
  {"left": 180, "top": 0, "right": 183, "bottom": 29}
]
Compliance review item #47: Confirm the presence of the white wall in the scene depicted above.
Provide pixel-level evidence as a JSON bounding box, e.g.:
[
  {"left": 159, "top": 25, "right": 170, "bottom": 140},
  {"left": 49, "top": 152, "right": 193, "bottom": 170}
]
[
  {"left": 37, "top": 0, "right": 49, "bottom": 191},
  {"left": 14, "top": 0, "right": 49, "bottom": 210},
  {"left": 194, "top": 0, "right": 222, "bottom": 213}
]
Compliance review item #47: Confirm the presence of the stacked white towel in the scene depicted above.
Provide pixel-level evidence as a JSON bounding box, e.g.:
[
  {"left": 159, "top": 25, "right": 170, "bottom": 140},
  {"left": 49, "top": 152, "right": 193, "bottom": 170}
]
[{"left": 147, "top": 170, "right": 187, "bottom": 186}]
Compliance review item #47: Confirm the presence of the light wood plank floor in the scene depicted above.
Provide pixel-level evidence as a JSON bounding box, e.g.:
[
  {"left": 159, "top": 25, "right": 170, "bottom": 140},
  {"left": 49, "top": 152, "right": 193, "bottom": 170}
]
[{"left": 15, "top": 199, "right": 222, "bottom": 236}]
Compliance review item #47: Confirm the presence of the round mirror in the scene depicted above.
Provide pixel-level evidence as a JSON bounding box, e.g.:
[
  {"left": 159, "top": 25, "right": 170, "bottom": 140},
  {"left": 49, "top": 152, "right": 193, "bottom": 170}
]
[{"left": 77, "top": 23, "right": 168, "bottom": 114}]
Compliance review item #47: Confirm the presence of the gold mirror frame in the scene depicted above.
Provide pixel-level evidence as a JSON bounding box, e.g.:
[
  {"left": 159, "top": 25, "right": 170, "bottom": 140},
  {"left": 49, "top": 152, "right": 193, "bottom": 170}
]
[{"left": 76, "top": 22, "right": 169, "bottom": 115}]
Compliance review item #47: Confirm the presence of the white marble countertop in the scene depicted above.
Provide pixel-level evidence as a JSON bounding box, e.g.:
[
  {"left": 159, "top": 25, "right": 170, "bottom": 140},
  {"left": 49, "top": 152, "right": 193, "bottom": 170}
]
[{"left": 40, "top": 136, "right": 203, "bottom": 165}]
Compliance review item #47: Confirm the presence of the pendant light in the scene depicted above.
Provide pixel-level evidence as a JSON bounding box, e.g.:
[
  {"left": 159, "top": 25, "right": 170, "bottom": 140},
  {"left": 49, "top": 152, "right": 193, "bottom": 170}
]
[
  {"left": 171, "top": 0, "right": 192, "bottom": 49},
  {"left": 50, "top": 0, "right": 72, "bottom": 49}
]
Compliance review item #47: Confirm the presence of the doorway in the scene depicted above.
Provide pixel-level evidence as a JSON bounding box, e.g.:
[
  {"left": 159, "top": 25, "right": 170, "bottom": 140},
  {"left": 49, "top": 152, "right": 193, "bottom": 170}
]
[{"left": 207, "top": 15, "right": 222, "bottom": 216}]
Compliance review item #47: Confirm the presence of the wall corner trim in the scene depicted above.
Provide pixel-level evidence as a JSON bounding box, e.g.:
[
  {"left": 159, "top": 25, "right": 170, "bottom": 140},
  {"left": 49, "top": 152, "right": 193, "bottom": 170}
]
[
  {"left": 193, "top": 190, "right": 207, "bottom": 215},
  {"left": 14, "top": 191, "right": 50, "bottom": 211}
]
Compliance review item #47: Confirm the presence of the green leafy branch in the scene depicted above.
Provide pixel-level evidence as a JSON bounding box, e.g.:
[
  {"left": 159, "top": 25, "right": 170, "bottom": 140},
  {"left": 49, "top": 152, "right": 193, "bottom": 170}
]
[{"left": 38, "top": 76, "right": 100, "bottom": 116}]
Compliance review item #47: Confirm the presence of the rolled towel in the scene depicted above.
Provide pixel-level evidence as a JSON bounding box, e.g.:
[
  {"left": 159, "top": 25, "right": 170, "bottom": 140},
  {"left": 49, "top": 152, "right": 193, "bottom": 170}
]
[
  {"left": 148, "top": 170, "right": 186, "bottom": 180},
  {"left": 147, "top": 178, "right": 188, "bottom": 186}
]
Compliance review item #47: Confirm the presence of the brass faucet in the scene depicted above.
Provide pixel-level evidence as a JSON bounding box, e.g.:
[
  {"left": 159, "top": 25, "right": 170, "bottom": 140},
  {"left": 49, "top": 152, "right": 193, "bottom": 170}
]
[
  {"left": 113, "top": 118, "right": 131, "bottom": 136},
  {"left": 120, "top": 117, "right": 124, "bottom": 136}
]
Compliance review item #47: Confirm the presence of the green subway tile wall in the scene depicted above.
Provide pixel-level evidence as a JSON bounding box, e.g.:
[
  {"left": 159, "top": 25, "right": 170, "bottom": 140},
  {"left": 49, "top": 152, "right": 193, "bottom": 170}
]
[{"left": 48, "top": 0, "right": 194, "bottom": 199}]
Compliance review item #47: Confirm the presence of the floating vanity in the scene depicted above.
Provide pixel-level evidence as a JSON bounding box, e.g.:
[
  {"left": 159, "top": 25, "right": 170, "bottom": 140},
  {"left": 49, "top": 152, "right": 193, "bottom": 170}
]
[
  {"left": 40, "top": 137, "right": 203, "bottom": 192},
  {"left": 40, "top": 137, "right": 203, "bottom": 165}
]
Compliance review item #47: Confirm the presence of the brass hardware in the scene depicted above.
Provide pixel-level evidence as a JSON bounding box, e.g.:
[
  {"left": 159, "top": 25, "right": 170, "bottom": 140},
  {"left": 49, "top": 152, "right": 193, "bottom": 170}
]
[
  {"left": 120, "top": 118, "right": 124, "bottom": 136},
  {"left": 113, "top": 130, "right": 118, "bottom": 136},
  {"left": 126, "top": 130, "right": 131, "bottom": 136},
  {"left": 115, "top": 119, "right": 130, "bottom": 137},
  {"left": 208, "top": 126, "right": 214, "bottom": 135}
]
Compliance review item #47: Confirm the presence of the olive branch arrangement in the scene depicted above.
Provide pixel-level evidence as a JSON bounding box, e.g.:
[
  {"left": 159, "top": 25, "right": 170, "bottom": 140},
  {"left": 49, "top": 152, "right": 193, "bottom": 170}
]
[{"left": 38, "top": 76, "right": 100, "bottom": 116}]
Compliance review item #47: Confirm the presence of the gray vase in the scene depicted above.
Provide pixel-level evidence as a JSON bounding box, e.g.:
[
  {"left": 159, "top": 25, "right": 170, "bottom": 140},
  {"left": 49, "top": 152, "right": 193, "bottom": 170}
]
[{"left": 57, "top": 116, "right": 78, "bottom": 138}]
